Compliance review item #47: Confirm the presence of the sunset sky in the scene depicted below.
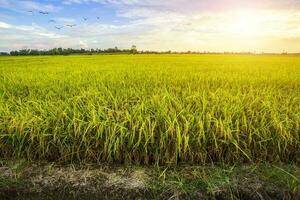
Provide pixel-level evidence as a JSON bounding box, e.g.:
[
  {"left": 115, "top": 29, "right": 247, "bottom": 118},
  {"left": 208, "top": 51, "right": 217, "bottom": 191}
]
[{"left": 1, "top": 0, "right": 300, "bottom": 52}]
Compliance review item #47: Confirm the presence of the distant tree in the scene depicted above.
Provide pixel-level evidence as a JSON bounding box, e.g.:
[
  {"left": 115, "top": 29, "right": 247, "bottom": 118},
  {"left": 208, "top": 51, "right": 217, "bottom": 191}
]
[
  {"left": 10, "top": 51, "right": 18, "bottom": 56},
  {"left": 57, "top": 47, "right": 63, "bottom": 54},
  {"left": 0, "top": 52, "right": 9, "bottom": 56},
  {"left": 131, "top": 45, "right": 137, "bottom": 54},
  {"left": 31, "top": 49, "right": 42, "bottom": 55}
]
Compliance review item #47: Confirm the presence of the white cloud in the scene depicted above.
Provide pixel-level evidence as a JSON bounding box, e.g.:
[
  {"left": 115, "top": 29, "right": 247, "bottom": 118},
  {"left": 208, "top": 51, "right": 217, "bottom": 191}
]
[
  {"left": 61, "top": 0, "right": 300, "bottom": 11},
  {"left": 63, "top": 0, "right": 141, "bottom": 5},
  {"left": 0, "top": 21, "right": 69, "bottom": 51},
  {"left": 79, "top": 40, "right": 89, "bottom": 48},
  {"left": 53, "top": 17, "right": 76, "bottom": 24},
  {"left": 1, "top": 0, "right": 300, "bottom": 52},
  {"left": 0, "top": 0, "right": 60, "bottom": 13},
  {"left": 0, "top": 21, "right": 12, "bottom": 29}
]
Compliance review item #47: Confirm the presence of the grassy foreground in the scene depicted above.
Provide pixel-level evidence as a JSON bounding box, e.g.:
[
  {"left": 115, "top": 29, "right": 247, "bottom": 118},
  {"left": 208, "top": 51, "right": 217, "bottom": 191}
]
[
  {"left": 1, "top": 160, "right": 300, "bottom": 199},
  {"left": 0, "top": 54, "right": 299, "bottom": 164}
]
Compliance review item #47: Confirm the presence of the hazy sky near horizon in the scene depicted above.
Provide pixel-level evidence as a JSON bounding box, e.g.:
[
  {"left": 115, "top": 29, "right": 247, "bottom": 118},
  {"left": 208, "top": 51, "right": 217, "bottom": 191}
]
[{"left": 1, "top": 0, "right": 300, "bottom": 52}]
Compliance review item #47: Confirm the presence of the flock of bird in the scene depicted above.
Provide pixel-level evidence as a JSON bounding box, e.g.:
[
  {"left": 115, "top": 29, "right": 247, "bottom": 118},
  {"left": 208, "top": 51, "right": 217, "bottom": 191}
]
[{"left": 27, "top": 10, "right": 101, "bottom": 30}]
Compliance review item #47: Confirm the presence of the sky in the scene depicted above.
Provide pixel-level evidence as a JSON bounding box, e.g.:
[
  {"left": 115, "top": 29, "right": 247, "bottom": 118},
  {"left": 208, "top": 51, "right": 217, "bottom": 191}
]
[{"left": 1, "top": 0, "right": 300, "bottom": 52}]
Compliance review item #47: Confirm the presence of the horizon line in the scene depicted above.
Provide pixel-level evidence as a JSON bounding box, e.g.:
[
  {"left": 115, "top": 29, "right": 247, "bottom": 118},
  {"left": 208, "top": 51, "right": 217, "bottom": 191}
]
[{"left": 1, "top": 47, "right": 300, "bottom": 55}]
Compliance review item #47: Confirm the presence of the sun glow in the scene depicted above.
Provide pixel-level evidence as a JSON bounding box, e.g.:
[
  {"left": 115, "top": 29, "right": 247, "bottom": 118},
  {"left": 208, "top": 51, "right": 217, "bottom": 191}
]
[{"left": 230, "top": 11, "right": 262, "bottom": 36}]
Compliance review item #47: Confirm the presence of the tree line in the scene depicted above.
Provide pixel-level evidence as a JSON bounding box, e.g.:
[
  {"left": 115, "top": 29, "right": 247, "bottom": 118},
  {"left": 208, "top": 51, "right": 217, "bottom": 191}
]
[
  {"left": 0, "top": 47, "right": 298, "bottom": 56},
  {"left": 5, "top": 46, "right": 138, "bottom": 56}
]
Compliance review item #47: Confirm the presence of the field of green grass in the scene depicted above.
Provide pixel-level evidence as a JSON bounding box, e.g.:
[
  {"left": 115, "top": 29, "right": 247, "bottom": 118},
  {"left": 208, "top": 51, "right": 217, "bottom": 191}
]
[{"left": 0, "top": 54, "right": 299, "bottom": 164}]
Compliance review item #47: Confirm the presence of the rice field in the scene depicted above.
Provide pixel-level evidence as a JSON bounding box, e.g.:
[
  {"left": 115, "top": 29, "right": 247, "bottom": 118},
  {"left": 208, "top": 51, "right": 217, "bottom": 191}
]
[{"left": 0, "top": 54, "right": 299, "bottom": 164}]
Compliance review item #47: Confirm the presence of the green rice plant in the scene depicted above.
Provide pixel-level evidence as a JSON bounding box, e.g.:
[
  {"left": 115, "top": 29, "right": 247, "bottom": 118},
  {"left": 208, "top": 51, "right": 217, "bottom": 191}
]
[{"left": 0, "top": 54, "right": 299, "bottom": 164}]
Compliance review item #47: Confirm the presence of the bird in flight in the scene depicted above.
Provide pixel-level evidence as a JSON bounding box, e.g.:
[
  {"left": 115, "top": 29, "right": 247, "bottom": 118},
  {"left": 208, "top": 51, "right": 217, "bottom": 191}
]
[
  {"left": 66, "top": 24, "right": 76, "bottom": 27},
  {"left": 83, "top": 17, "right": 88, "bottom": 21},
  {"left": 97, "top": 17, "right": 100, "bottom": 20},
  {"left": 27, "top": 11, "right": 34, "bottom": 14},
  {"left": 48, "top": 20, "right": 56, "bottom": 23},
  {"left": 55, "top": 26, "right": 64, "bottom": 30},
  {"left": 39, "top": 11, "right": 49, "bottom": 15}
]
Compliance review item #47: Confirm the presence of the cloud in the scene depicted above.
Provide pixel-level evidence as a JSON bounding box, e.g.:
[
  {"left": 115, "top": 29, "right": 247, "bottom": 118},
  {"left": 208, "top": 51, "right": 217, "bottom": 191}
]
[
  {"left": 1, "top": 0, "right": 300, "bottom": 52},
  {"left": 79, "top": 40, "right": 89, "bottom": 48},
  {"left": 61, "top": 0, "right": 300, "bottom": 11},
  {"left": 53, "top": 17, "right": 76, "bottom": 24},
  {"left": 62, "top": 0, "right": 141, "bottom": 5},
  {"left": 0, "top": 21, "right": 12, "bottom": 29},
  {"left": 0, "top": 0, "right": 60, "bottom": 13},
  {"left": 2, "top": 7, "right": 300, "bottom": 53},
  {"left": 0, "top": 21, "right": 69, "bottom": 51}
]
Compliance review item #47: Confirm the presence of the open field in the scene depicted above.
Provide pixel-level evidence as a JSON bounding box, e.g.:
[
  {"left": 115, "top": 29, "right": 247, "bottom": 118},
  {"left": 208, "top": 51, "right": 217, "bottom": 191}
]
[{"left": 0, "top": 54, "right": 299, "bottom": 164}]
